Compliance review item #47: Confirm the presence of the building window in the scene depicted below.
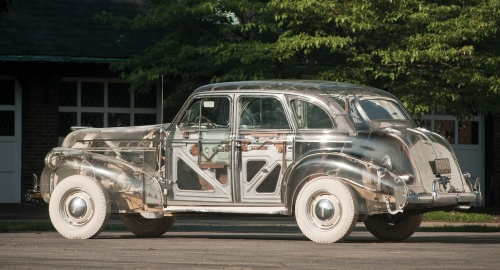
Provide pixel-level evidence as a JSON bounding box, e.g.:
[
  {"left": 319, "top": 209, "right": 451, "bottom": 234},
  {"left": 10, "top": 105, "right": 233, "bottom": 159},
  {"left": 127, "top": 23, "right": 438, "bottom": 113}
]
[
  {"left": 108, "top": 83, "right": 131, "bottom": 108},
  {"left": 0, "top": 79, "right": 16, "bottom": 136},
  {"left": 81, "top": 82, "right": 104, "bottom": 107},
  {"left": 0, "top": 79, "right": 15, "bottom": 105},
  {"left": 434, "top": 120, "right": 455, "bottom": 144},
  {"left": 58, "top": 78, "right": 160, "bottom": 139},
  {"left": 0, "top": 111, "right": 15, "bottom": 136},
  {"left": 417, "top": 113, "right": 480, "bottom": 146}
]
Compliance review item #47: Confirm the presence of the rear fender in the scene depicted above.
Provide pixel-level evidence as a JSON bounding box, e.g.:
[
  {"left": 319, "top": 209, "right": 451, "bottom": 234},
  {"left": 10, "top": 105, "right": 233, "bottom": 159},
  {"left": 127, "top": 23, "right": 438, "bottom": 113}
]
[{"left": 282, "top": 152, "right": 408, "bottom": 215}]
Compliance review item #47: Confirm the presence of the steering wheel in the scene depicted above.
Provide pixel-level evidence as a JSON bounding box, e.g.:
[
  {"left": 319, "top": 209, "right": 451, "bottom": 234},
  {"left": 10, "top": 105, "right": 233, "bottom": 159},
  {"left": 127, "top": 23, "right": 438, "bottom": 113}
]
[{"left": 198, "top": 116, "right": 217, "bottom": 128}]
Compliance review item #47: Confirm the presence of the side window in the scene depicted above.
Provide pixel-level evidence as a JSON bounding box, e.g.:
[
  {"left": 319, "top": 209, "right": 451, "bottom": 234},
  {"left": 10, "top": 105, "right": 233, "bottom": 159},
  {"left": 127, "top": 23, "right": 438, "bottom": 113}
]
[
  {"left": 290, "top": 100, "right": 333, "bottom": 129},
  {"left": 239, "top": 97, "right": 290, "bottom": 129},
  {"left": 179, "top": 97, "right": 230, "bottom": 128},
  {"left": 180, "top": 99, "right": 201, "bottom": 127}
]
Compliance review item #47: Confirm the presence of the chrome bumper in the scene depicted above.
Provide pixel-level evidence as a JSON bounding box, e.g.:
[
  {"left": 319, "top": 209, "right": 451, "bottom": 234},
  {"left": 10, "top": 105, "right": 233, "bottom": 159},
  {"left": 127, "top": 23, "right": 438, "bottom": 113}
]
[
  {"left": 407, "top": 192, "right": 478, "bottom": 205},
  {"left": 407, "top": 177, "right": 482, "bottom": 207}
]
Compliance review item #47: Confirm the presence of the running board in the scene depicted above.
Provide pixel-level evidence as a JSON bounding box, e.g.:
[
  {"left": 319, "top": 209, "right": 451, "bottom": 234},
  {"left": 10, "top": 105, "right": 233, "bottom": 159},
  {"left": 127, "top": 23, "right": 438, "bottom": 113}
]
[{"left": 163, "top": 206, "right": 288, "bottom": 215}]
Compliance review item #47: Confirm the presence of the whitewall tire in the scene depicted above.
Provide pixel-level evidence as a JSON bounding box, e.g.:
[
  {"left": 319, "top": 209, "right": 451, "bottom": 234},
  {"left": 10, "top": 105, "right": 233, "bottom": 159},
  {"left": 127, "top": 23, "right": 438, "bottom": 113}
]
[
  {"left": 49, "top": 175, "right": 110, "bottom": 239},
  {"left": 295, "top": 176, "right": 359, "bottom": 243}
]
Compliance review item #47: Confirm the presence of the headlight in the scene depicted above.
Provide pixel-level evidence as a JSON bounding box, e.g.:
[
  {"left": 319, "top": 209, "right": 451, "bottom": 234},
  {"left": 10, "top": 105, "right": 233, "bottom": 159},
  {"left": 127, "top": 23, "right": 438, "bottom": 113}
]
[{"left": 44, "top": 151, "right": 61, "bottom": 170}]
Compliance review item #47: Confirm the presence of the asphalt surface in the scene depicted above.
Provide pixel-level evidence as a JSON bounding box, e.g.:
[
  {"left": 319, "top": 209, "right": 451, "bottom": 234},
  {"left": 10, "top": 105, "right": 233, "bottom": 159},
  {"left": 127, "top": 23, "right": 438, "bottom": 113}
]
[
  {"left": 2, "top": 203, "right": 500, "bottom": 269},
  {"left": 2, "top": 230, "right": 500, "bottom": 269}
]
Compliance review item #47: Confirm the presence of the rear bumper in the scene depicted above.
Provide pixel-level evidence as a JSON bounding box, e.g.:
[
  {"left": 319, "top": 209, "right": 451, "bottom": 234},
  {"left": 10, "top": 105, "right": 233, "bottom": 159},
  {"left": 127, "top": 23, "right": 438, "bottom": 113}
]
[
  {"left": 407, "top": 192, "right": 479, "bottom": 206},
  {"left": 406, "top": 176, "right": 481, "bottom": 208}
]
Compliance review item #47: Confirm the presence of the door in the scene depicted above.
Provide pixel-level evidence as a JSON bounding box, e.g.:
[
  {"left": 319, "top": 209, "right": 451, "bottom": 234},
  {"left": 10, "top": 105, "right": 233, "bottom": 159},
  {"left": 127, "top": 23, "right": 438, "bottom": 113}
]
[
  {"left": 0, "top": 79, "right": 22, "bottom": 203},
  {"left": 235, "top": 95, "right": 293, "bottom": 203},
  {"left": 170, "top": 96, "right": 233, "bottom": 202}
]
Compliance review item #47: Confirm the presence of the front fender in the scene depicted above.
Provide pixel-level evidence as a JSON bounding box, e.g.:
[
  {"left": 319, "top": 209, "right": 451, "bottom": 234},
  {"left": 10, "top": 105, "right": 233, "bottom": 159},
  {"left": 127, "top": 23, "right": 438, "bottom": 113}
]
[
  {"left": 40, "top": 149, "right": 164, "bottom": 213},
  {"left": 282, "top": 152, "right": 408, "bottom": 215}
]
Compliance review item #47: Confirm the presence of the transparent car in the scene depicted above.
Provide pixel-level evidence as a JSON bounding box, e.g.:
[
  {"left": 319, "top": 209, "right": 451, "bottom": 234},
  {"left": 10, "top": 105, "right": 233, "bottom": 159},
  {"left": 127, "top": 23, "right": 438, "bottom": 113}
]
[{"left": 39, "top": 80, "right": 481, "bottom": 242}]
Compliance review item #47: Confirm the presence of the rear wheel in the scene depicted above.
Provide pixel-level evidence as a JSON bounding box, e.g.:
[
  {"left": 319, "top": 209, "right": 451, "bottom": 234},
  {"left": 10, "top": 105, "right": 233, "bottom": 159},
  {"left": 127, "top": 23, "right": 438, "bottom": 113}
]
[
  {"left": 121, "top": 215, "right": 176, "bottom": 238},
  {"left": 49, "top": 175, "right": 110, "bottom": 239},
  {"left": 364, "top": 214, "right": 423, "bottom": 241},
  {"left": 295, "top": 176, "right": 359, "bottom": 243}
]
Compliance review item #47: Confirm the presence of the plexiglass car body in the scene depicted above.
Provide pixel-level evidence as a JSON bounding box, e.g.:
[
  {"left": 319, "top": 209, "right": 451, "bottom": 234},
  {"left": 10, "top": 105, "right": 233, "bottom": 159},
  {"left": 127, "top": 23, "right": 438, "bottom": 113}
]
[{"left": 40, "top": 80, "right": 481, "bottom": 242}]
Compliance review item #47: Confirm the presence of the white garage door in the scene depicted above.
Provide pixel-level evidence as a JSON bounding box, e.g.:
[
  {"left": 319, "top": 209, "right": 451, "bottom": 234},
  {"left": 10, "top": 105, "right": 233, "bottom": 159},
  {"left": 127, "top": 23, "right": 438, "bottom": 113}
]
[
  {"left": 418, "top": 114, "right": 484, "bottom": 205},
  {"left": 0, "top": 78, "right": 21, "bottom": 203}
]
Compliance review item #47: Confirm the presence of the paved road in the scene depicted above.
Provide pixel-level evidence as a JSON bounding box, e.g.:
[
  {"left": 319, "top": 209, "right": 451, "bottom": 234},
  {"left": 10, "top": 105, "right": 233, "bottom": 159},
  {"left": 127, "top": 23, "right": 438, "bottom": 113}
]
[{"left": 1, "top": 225, "right": 499, "bottom": 269}]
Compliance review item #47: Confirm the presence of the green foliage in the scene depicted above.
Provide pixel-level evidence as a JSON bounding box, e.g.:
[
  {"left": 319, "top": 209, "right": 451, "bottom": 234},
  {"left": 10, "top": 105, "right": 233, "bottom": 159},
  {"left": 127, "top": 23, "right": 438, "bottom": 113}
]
[{"left": 97, "top": 0, "right": 500, "bottom": 118}]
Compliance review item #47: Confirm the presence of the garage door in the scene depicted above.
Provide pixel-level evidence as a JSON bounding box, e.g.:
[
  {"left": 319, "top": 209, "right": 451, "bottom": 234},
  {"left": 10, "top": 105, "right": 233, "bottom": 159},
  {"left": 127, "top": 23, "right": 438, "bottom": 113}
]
[
  {"left": 0, "top": 79, "right": 21, "bottom": 203},
  {"left": 418, "top": 114, "right": 484, "bottom": 205}
]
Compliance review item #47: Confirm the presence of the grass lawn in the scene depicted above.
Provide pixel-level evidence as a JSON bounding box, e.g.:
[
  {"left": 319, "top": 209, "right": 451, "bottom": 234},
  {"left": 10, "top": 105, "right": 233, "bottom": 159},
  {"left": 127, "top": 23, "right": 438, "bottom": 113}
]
[{"left": 423, "top": 211, "right": 496, "bottom": 223}]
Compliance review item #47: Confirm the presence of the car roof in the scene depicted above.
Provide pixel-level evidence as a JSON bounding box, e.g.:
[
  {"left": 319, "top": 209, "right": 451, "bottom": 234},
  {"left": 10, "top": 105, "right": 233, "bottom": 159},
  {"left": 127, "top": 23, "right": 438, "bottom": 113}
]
[{"left": 192, "top": 80, "right": 397, "bottom": 100}]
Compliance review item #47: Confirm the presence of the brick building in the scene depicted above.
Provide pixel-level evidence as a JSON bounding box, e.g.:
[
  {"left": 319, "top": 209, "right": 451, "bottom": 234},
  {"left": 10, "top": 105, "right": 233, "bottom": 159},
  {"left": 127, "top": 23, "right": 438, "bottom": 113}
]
[
  {"left": 0, "top": 0, "right": 499, "bottom": 206},
  {"left": 0, "top": 0, "right": 166, "bottom": 203}
]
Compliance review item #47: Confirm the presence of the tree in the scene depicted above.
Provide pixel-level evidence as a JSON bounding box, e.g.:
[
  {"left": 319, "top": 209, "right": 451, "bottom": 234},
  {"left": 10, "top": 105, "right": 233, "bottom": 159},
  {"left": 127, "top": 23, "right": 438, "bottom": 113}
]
[{"left": 98, "top": 0, "right": 500, "bottom": 119}]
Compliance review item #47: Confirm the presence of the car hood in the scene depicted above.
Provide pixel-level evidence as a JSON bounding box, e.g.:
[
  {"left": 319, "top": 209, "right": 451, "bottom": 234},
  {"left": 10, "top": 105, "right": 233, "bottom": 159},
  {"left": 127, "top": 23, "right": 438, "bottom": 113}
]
[{"left": 61, "top": 124, "right": 169, "bottom": 149}]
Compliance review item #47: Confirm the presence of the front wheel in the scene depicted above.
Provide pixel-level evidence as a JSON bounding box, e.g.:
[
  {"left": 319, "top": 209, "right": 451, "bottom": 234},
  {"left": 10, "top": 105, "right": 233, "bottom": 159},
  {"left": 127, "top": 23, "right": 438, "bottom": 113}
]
[
  {"left": 121, "top": 215, "right": 176, "bottom": 238},
  {"left": 295, "top": 176, "right": 359, "bottom": 243},
  {"left": 49, "top": 175, "right": 111, "bottom": 239},
  {"left": 364, "top": 214, "right": 423, "bottom": 241}
]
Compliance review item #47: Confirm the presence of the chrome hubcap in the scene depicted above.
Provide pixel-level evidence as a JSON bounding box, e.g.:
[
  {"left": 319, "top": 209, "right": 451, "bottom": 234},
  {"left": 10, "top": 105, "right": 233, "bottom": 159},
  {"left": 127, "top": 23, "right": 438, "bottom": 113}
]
[
  {"left": 314, "top": 199, "right": 334, "bottom": 221},
  {"left": 61, "top": 189, "right": 94, "bottom": 226},
  {"left": 307, "top": 192, "right": 342, "bottom": 230},
  {"left": 68, "top": 197, "right": 87, "bottom": 218}
]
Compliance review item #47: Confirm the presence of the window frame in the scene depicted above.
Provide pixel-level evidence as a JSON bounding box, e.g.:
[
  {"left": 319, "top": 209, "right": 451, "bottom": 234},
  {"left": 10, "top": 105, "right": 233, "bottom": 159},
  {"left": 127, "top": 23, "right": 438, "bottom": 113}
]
[
  {"left": 417, "top": 112, "right": 482, "bottom": 147},
  {"left": 179, "top": 96, "right": 231, "bottom": 130},
  {"left": 289, "top": 98, "right": 335, "bottom": 130},
  {"left": 237, "top": 94, "right": 292, "bottom": 131},
  {"left": 58, "top": 78, "right": 161, "bottom": 143},
  {"left": 354, "top": 97, "right": 410, "bottom": 121}
]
